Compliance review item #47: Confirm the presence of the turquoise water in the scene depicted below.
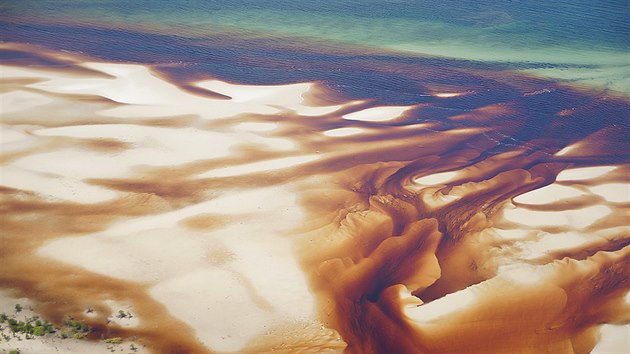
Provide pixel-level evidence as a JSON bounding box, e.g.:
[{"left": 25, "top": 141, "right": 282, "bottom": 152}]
[
  {"left": 2, "top": 1, "right": 629, "bottom": 93},
  {"left": 1, "top": 3, "right": 630, "bottom": 354}
]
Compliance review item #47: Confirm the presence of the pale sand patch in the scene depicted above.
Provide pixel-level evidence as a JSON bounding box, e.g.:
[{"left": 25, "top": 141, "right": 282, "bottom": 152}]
[
  {"left": 555, "top": 143, "right": 578, "bottom": 156},
  {"left": 588, "top": 183, "right": 630, "bottom": 203},
  {"left": 38, "top": 228, "right": 209, "bottom": 282},
  {"left": 501, "top": 204, "right": 611, "bottom": 229},
  {"left": 0, "top": 125, "right": 31, "bottom": 145},
  {"left": 38, "top": 185, "right": 315, "bottom": 353},
  {"left": 32, "top": 124, "right": 248, "bottom": 165},
  {"left": 3, "top": 63, "right": 271, "bottom": 120},
  {"left": 406, "top": 287, "right": 476, "bottom": 322},
  {"left": 342, "top": 105, "right": 413, "bottom": 122},
  {"left": 433, "top": 92, "right": 468, "bottom": 98},
  {"left": 196, "top": 80, "right": 313, "bottom": 103},
  {"left": 496, "top": 264, "right": 547, "bottom": 285},
  {"left": 513, "top": 184, "right": 586, "bottom": 205},
  {"left": 149, "top": 268, "right": 267, "bottom": 352},
  {"left": 98, "top": 99, "right": 280, "bottom": 119},
  {"left": 515, "top": 232, "right": 592, "bottom": 259},
  {"left": 34, "top": 123, "right": 241, "bottom": 153},
  {"left": 0, "top": 124, "right": 41, "bottom": 153},
  {"left": 448, "top": 127, "right": 489, "bottom": 135},
  {"left": 4, "top": 62, "right": 188, "bottom": 107},
  {"left": 233, "top": 122, "right": 279, "bottom": 132},
  {"left": 78, "top": 62, "right": 198, "bottom": 105},
  {"left": 1, "top": 65, "right": 76, "bottom": 81},
  {"left": 150, "top": 224, "right": 315, "bottom": 352},
  {"left": 103, "top": 300, "right": 140, "bottom": 329},
  {"left": 38, "top": 186, "right": 305, "bottom": 277},
  {"left": 0, "top": 90, "right": 54, "bottom": 114},
  {"left": 10, "top": 148, "right": 130, "bottom": 179},
  {"left": 556, "top": 166, "right": 618, "bottom": 181},
  {"left": 199, "top": 155, "right": 320, "bottom": 178},
  {"left": 8, "top": 124, "right": 295, "bottom": 188},
  {"left": 196, "top": 80, "right": 344, "bottom": 117},
  {"left": 419, "top": 189, "right": 462, "bottom": 209},
  {"left": 414, "top": 171, "right": 459, "bottom": 185},
  {"left": 591, "top": 324, "right": 630, "bottom": 354},
  {"left": 323, "top": 127, "right": 365, "bottom": 137},
  {"left": 492, "top": 228, "right": 536, "bottom": 240},
  {"left": 102, "top": 186, "right": 304, "bottom": 236},
  {"left": 0, "top": 165, "right": 120, "bottom": 204},
  {"left": 4, "top": 62, "right": 343, "bottom": 123},
  {"left": 407, "top": 263, "right": 547, "bottom": 325}
]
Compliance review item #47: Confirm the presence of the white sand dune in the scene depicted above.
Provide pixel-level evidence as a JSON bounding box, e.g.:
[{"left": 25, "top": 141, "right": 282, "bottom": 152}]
[
  {"left": 342, "top": 105, "right": 414, "bottom": 122},
  {"left": 2, "top": 46, "right": 628, "bottom": 354}
]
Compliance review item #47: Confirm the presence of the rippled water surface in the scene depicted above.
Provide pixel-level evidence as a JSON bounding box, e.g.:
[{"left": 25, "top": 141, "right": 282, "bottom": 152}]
[{"left": 1, "top": 2, "right": 629, "bottom": 354}]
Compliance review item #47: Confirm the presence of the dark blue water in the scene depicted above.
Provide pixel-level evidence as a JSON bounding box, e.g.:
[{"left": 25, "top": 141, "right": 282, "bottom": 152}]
[{"left": 1, "top": 0, "right": 628, "bottom": 152}]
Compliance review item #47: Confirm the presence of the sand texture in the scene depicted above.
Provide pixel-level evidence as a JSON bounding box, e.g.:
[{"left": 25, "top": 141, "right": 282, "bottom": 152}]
[{"left": 1, "top": 43, "right": 629, "bottom": 353}]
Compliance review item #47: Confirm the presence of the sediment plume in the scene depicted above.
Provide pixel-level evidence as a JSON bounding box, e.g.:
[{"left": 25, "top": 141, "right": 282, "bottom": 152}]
[{"left": 1, "top": 42, "right": 628, "bottom": 353}]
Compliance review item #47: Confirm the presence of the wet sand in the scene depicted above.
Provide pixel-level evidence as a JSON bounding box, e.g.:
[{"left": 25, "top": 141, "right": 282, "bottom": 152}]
[{"left": 1, "top": 42, "right": 629, "bottom": 353}]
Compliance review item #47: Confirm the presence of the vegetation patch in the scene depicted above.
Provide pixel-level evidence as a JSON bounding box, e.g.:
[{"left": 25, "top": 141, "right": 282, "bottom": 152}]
[
  {"left": 1, "top": 312, "right": 55, "bottom": 339},
  {"left": 60, "top": 316, "right": 91, "bottom": 339},
  {"left": 104, "top": 336, "right": 124, "bottom": 344},
  {"left": 0, "top": 304, "right": 90, "bottom": 342},
  {"left": 1, "top": 303, "right": 143, "bottom": 353}
]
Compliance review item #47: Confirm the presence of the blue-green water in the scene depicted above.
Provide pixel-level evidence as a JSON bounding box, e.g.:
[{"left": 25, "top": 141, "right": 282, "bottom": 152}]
[
  {"left": 2, "top": 0, "right": 629, "bottom": 93},
  {"left": 1, "top": 3, "right": 630, "bottom": 354}
]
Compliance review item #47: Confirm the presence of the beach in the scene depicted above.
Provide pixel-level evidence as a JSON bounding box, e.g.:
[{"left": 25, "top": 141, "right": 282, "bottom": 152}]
[{"left": 1, "top": 2, "right": 630, "bottom": 353}]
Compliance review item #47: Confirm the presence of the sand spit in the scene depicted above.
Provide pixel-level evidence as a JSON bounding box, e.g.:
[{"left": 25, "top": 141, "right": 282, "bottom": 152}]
[
  {"left": 341, "top": 105, "right": 414, "bottom": 122},
  {"left": 1, "top": 44, "right": 347, "bottom": 353},
  {"left": 2, "top": 43, "right": 629, "bottom": 353}
]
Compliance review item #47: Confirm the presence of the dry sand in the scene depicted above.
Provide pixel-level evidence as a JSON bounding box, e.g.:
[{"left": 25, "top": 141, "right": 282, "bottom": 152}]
[
  {"left": 1, "top": 43, "right": 628, "bottom": 353},
  {"left": 1, "top": 52, "right": 342, "bottom": 353}
]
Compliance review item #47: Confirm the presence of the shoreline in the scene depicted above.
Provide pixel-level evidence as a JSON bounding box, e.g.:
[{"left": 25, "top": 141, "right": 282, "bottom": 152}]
[
  {"left": 1, "top": 42, "right": 629, "bottom": 353},
  {"left": 2, "top": 17, "right": 629, "bottom": 100}
]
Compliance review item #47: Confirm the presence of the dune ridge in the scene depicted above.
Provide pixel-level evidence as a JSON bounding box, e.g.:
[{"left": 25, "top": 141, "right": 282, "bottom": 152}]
[{"left": 1, "top": 42, "right": 629, "bottom": 353}]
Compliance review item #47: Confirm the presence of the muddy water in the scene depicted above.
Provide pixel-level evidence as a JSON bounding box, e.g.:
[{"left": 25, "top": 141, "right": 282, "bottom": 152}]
[{"left": 1, "top": 42, "right": 629, "bottom": 353}]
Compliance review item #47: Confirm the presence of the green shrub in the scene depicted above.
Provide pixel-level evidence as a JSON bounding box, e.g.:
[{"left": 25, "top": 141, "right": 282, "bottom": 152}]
[
  {"left": 63, "top": 316, "right": 90, "bottom": 333},
  {"left": 104, "top": 337, "right": 123, "bottom": 344},
  {"left": 73, "top": 332, "right": 87, "bottom": 339},
  {"left": 32, "top": 326, "right": 46, "bottom": 336}
]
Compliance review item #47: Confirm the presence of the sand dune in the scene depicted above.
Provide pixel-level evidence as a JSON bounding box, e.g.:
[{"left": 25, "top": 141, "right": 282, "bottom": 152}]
[{"left": 1, "top": 43, "right": 628, "bottom": 354}]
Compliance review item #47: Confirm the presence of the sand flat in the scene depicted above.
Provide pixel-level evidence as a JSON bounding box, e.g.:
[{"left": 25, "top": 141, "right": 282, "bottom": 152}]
[
  {"left": 2, "top": 45, "right": 629, "bottom": 354},
  {"left": 342, "top": 105, "right": 414, "bottom": 122}
]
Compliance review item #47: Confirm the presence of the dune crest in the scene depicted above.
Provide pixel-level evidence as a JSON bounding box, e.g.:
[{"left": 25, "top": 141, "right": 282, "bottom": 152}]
[{"left": 1, "top": 43, "right": 629, "bottom": 353}]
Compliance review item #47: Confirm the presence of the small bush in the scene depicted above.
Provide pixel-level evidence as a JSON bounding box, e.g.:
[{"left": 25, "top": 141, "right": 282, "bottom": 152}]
[
  {"left": 32, "top": 326, "right": 46, "bottom": 336},
  {"left": 73, "top": 332, "right": 88, "bottom": 339},
  {"left": 104, "top": 337, "right": 123, "bottom": 344},
  {"left": 45, "top": 323, "right": 55, "bottom": 333},
  {"left": 63, "top": 316, "right": 90, "bottom": 333}
]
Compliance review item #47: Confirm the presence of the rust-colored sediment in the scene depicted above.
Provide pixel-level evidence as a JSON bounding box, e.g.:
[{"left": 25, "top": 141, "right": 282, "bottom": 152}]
[{"left": 1, "top": 42, "right": 629, "bottom": 353}]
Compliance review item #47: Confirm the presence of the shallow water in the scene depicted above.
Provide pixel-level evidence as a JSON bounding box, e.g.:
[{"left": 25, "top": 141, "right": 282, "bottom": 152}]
[
  {"left": 2, "top": 0, "right": 630, "bottom": 92},
  {"left": 1, "top": 2, "right": 629, "bottom": 354}
]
